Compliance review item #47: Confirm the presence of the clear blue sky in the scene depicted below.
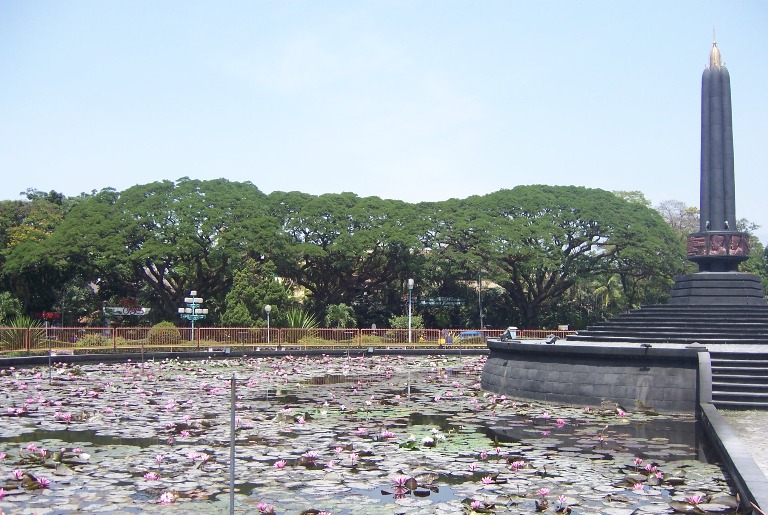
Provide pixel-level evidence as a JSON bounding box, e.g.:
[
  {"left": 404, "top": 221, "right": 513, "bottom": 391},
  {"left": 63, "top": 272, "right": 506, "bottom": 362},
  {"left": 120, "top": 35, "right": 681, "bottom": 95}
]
[{"left": 1, "top": 1, "right": 767, "bottom": 243}]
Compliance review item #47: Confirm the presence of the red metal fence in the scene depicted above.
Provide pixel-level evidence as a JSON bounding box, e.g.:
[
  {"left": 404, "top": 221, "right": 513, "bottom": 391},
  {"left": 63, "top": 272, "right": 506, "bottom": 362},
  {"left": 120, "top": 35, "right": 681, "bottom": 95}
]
[{"left": 0, "top": 327, "right": 576, "bottom": 355}]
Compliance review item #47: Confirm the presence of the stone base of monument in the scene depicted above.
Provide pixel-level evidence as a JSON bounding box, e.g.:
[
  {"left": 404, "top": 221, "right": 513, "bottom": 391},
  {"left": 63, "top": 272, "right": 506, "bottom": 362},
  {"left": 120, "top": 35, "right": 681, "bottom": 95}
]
[{"left": 669, "top": 272, "right": 767, "bottom": 306}]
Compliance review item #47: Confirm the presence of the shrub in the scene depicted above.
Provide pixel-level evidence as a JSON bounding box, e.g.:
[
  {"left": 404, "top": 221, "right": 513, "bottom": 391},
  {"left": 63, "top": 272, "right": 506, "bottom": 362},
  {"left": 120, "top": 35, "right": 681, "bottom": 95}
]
[
  {"left": 147, "top": 322, "right": 182, "bottom": 345},
  {"left": 119, "top": 328, "right": 143, "bottom": 341},
  {"left": 75, "top": 334, "right": 110, "bottom": 348},
  {"left": 0, "top": 315, "right": 45, "bottom": 351},
  {"left": 283, "top": 309, "right": 319, "bottom": 343},
  {"left": 388, "top": 314, "right": 425, "bottom": 329}
]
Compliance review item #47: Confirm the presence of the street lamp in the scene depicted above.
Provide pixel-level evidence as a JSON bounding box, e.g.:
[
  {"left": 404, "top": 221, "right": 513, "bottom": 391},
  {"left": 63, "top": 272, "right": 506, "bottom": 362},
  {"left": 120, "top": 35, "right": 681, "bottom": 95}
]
[
  {"left": 478, "top": 269, "right": 484, "bottom": 331},
  {"left": 264, "top": 305, "right": 272, "bottom": 344},
  {"left": 178, "top": 290, "right": 208, "bottom": 342},
  {"left": 407, "top": 278, "right": 414, "bottom": 343}
]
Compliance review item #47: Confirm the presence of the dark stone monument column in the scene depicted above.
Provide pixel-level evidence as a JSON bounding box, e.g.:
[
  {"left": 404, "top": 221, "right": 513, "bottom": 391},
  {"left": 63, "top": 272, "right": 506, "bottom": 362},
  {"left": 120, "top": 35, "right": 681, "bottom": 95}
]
[{"left": 670, "top": 39, "right": 766, "bottom": 305}]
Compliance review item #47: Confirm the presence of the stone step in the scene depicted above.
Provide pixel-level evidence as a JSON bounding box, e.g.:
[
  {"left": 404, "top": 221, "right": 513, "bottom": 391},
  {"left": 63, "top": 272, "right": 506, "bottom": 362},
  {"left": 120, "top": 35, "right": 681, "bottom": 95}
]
[
  {"left": 568, "top": 334, "right": 768, "bottom": 344},
  {"left": 587, "top": 317, "right": 768, "bottom": 325},
  {"left": 712, "top": 391, "right": 768, "bottom": 406},
  {"left": 627, "top": 306, "right": 768, "bottom": 311},
  {"left": 712, "top": 374, "right": 768, "bottom": 384},
  {"left": 712, "top": 382, "right": 768, "bottom": 392},
  {"left": 712, "top": 399, "right": 768, "bottom": 410},
  {"left": 711, "top": 358, "right": 768, "bottom": 366},
  {"left": 712, "top": 372, "right": 768, "bottom": 379},
  {"left": 579, "top": 327, "right": 768, "bottom": 337}
]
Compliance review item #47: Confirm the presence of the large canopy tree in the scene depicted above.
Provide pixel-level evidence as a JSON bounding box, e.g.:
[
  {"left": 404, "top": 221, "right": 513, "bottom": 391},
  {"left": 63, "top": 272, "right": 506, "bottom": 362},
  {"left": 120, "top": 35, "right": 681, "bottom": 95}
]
[
  {"left": 3, "top": 179, "right": 698, "bottom": 330},
  {"left": 0, "top": 191, "right": 79, "bottom": 312},
  {"left": 36, "top": 178, "right": 278, "bottom": 322},
  {"left": 466, "top": 185, "right": 684, "bottom": 328},
  {"left": 267, "top": 191, "right": 424, "bottom": 325}
]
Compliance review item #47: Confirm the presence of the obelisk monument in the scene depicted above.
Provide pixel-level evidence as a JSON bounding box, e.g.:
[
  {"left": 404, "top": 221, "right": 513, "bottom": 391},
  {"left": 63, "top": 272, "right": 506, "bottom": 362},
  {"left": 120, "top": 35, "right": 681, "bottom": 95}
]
[{"left": 669, "top": 38, "right": 766, "bottom": 304}]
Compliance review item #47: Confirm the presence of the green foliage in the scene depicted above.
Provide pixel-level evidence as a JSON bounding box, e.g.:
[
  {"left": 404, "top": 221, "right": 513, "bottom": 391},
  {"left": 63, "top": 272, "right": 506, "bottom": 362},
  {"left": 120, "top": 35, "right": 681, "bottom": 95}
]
[
  {"left": 268, "top": 191, "right": 423, "bottom": 323},
  {"left": 0, "top": 315, "right": 45, "bottom": 350},
  {"left": 613, "top": 190, "right": 652, "bottom": 207},
  {"left": 388, "top": 314, "right": 425, "bottom": 329},
  {"left": 221, "top": 259, "right": 291, "bottom": 327},
  {"left": 285, "top": 308, "right": 318, "bottom": 329},
  {"left": 282, "top": 309, "right": 318, "bottom": 344},
  {"left": 75, "top": 333, "right": 110, "bottom": 348},
  {"left": 359, "top": 334, "right": 384, "bottom": 344},
  {"left": 37, "top": 179, "right": 277, "bottom": 322},
  {"left": 324, "top": 303, "right": 356, "bottom": 328},
  {"left": 0, "top": 292, "right": 22, "bottom": 325},
  {"left": 147, "top": 321, "right": 182, "bottom": 345},
  {"left": 741, "top": 239, "right": 768, "bottom": 295},
  {"left": 462, "top": 186, "right": 685, "bottom": 327},
  {"left": 0, "top": 193, "right": 75, "bottom": 313},
  {"left": 1, "top": 179, "right": 694, "bottom": 331}
]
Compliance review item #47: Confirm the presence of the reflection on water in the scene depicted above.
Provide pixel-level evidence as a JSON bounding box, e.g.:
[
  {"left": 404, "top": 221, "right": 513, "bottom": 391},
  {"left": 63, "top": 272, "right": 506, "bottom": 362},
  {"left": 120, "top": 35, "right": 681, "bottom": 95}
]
[
  {"left": 483, "top": 414, "right": 715, "bottom": 463},
  {"left": 408, "top": 412, "right": 462, "bottom": 433},
  {"left": 0, "top": 429, "right": 161, "bottom": 448}
]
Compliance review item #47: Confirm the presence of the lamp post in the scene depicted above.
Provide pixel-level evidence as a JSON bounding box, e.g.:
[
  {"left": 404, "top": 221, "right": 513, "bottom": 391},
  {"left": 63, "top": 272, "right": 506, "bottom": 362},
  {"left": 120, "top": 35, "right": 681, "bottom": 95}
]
[
  {"left": 407, "top": 278, "right": 414, "bottom": 343},
  {"left": 478, "top": 269, "right": 484, "bottom": 331},
  {"left": 264, "top": 305, "right": 271, "bottom": 344},
  {"left": 178, "top": 290, "right": 208, "bottom": 343}
]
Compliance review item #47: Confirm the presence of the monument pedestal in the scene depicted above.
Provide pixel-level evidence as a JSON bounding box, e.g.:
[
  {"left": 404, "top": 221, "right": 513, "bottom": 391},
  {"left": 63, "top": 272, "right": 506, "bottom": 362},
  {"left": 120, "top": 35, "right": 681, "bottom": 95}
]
[{"left": 670, "top": 272, "right": 767, "bottom": 306}]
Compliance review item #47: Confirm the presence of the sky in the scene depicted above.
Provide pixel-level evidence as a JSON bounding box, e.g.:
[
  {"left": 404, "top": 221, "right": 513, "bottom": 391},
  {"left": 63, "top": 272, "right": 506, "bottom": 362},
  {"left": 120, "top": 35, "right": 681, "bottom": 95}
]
[{"left": 1, "top": 1, "right": 767, "bottom": 243}]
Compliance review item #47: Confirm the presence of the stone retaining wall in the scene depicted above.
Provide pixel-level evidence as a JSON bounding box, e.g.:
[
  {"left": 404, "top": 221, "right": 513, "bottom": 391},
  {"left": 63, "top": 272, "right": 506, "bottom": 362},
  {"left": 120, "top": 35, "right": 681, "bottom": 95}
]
[{"left": 482, "top": 340, "right": 705, "bottom": 413}]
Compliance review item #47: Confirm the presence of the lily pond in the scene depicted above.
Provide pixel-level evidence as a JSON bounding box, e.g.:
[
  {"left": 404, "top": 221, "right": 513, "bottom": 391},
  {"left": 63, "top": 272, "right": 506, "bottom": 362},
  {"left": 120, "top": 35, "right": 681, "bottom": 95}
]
[{"left": 0, "top": 354, "right": 738, "bottom": 514}]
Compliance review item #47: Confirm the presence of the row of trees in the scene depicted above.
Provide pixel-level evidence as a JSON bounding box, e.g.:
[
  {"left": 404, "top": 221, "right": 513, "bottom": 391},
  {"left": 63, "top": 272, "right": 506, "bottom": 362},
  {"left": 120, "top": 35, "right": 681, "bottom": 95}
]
[{"left": 0, "top": 179, "right": 765, "bottom": 330}]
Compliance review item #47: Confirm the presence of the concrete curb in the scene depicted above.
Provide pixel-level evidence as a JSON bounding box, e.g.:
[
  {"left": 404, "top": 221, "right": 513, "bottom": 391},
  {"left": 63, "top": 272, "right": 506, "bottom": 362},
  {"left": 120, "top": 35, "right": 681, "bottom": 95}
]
[
  {"left": 698, "top": 350, "right": 768, "bottom": 512},
  {"left": 0, "top": 348, "right": 490, "bottom": 368}
]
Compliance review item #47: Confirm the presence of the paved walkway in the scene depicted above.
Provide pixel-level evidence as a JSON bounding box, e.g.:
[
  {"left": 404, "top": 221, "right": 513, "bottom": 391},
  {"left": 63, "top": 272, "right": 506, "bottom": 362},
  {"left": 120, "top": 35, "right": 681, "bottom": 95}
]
[
  {"left": 696, "top": 344, "right": 768, "bottom": 480},
  {"left": 719, "top": 410, "right": 768, "bottom": 477}
]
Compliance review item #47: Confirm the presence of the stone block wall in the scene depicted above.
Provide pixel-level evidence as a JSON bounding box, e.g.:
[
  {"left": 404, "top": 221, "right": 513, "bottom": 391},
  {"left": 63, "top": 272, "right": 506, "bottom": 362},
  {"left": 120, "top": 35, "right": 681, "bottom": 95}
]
[{"left": 482, "top": 341, "right": 704, "bottom": 413}]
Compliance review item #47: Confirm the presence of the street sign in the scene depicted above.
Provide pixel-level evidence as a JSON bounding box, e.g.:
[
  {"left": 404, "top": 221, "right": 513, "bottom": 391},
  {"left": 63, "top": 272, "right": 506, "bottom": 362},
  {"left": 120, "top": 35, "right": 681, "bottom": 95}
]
[{"left": 418, "top": 297, "right": 464, "bottom": 307}]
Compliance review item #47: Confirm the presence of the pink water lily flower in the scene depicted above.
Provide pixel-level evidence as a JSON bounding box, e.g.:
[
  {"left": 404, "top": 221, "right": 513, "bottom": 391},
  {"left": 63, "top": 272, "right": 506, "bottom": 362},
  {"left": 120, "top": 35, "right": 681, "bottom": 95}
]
[
  {"left": 273, "top": 459, "right": 286, "bottom": 469},
  {"left": 392, "top": 476, "right": 409, "bottom": 487},
  {"left": 257, "top": 502, "right": 276, "bottom": 514},
  {"left": 481, "top": 476, "right": 494, "bottom": 484}
]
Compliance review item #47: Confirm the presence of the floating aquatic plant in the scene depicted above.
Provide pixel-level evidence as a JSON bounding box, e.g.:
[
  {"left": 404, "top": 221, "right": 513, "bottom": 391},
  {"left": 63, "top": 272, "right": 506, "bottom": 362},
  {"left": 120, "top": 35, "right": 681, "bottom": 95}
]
[{"left": 0, "top": 355, "right": 739, "bottom": 513}]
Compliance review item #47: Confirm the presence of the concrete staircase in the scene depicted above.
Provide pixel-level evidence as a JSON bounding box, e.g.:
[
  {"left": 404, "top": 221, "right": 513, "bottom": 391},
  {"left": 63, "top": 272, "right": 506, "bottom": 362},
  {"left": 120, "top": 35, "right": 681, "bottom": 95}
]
[
  {"left": 711, "top": 351, "right": 768, "bottom": 410},
  {"left": 567, "top": 305, "right": 768, "bottom": 345}
]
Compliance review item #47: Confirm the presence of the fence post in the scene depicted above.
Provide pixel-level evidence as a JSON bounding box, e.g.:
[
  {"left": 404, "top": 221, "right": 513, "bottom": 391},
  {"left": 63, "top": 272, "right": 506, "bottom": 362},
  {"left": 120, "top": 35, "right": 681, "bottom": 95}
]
[
  {"left": 25, "top": 327, "right": 30, "bottom": 354},
  {"left": 113, "top": 327, "right": 117, "bottom": 350}
]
